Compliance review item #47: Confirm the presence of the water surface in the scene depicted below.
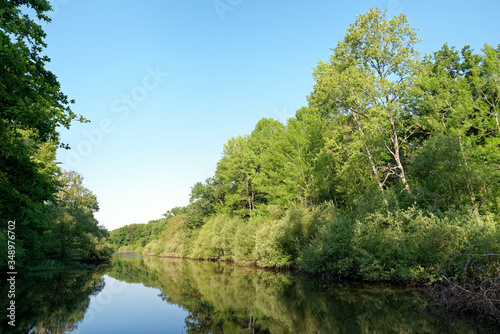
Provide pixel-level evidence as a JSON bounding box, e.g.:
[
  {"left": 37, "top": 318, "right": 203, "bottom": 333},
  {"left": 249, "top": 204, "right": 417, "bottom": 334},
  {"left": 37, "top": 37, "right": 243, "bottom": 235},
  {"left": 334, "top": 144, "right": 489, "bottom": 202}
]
[{"left": 1, "top": 255, "right": 494, "bottom": 333}]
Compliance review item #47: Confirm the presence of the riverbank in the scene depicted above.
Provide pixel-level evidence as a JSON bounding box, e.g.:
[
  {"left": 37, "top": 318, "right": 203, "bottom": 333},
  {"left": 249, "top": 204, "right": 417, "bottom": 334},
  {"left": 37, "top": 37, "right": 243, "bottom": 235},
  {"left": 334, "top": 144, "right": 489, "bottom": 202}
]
[
  {"left": 112, "top": 205, "right": 499, "bottom": 281},
  {"left": 429, "top": 260, "right": 500, "bottom": 325},
  {"left": 110, "top": 204, "right": 499, "bottom": 324}
]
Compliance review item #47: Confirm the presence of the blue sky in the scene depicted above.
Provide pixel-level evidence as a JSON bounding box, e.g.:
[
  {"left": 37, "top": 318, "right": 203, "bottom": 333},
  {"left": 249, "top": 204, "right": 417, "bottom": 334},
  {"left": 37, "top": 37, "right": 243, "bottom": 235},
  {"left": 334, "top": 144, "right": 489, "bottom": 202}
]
[{"left": 41, "top": 0, "right": 500, "bottom": 230}]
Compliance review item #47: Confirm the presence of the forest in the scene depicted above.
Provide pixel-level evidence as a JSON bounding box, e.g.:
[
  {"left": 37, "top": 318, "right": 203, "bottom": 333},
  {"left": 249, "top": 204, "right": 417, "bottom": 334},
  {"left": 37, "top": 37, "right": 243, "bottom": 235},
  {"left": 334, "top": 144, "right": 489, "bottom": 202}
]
[
  {"left": 110, "top": 9, "right": 500, "bottom": 320},
  {"left": 0, "top": 1, "right": 112, "bottom": 269}
]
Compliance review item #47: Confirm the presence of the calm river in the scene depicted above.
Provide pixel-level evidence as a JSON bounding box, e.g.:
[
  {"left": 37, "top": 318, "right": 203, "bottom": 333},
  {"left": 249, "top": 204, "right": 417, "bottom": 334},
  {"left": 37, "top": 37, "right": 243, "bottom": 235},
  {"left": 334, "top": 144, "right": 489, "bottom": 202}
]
[{"left": 1, "top": 254, "right": 495, "bottom": 333}]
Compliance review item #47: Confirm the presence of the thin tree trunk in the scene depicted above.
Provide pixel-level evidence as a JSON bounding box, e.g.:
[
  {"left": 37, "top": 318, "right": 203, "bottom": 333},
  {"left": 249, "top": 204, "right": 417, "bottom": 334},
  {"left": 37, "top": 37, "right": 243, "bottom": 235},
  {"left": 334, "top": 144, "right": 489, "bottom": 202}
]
[
  {"left": 493, "top": 107, "right": 500, "bottom": 135},
  {"left": 458, "top": 136, "right": 476, "bottom": 206},
  {"left": 252, "top": 189, "right": 255, "bottom": 212},
  {"left": 365, "top": 144, "right": 388, "bottom": 202},
  {"left": 388, "top": 114, "right": 413, "bottom": 197},
  {"left": 247, "top": 180, "right": 252, "bottom": 217},
  {"left": 353, "top": 113, "right": 389, "bottom": 206}
]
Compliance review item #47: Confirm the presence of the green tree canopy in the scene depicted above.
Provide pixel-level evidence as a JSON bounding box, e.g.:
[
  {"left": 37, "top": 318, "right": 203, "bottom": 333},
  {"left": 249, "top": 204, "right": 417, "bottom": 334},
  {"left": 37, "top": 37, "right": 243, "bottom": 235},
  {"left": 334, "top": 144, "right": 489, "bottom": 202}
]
[
  {"left": 308, "top": 8, "right": 421, "bottom": 202},
  {"left": 1, "top": 0, "right": 85, "bottom": 221}
]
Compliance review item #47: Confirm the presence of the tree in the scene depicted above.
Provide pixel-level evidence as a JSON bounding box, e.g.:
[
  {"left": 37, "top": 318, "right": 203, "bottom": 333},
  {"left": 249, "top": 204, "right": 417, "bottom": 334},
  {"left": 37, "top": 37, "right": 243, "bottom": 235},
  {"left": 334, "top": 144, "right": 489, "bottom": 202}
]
[
  {"left": 308, "top": 8, "right": 421, "bottom": 202},
  {"left": 57, "top": 170, "right": 99, "bottom": 213},
  {"left": 184, "top": 177, "right": 224, "bottom": 224},
  {"left": 412, "top": 44, "right": 500, "bottom": 210},
  {"left": 216, "top": 135, "right": 255, "bottom": 217},
  {"left": 164, "top": 206, "right": 188, "bottom": 218},
  {"left": 1, "top": 0, "right": 84, "bottom": 141},
  {"left": 248, "top": 118, "right": 286, "bottom": 207},
  {"left": 293, "top": 107, "right": 337, "bottom": 205},
  {"left": 47, "top": 171, "right": 111, "bottom": 261},
  {"left": 0, "top": 0, "right": 87, "bottom": 264},
  {"left": 256, "top": 111, "right": 322, "bottom": 207}
]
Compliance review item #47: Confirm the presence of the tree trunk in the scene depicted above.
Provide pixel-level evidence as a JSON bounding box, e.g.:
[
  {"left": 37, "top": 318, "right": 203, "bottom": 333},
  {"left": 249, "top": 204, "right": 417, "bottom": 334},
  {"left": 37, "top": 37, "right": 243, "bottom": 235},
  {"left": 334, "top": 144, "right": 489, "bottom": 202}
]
[
  {"left": 458, "top": 136, "right": 476, "bottom": 206},
  {"left": 247, "top": 180, "right": 253, "bottom": 217},
  {"left": 353, "top": 113, "right": 389, "bottom": 205},
  {"left": 388, "top": 114, "right": 413, "bottom": 197}
]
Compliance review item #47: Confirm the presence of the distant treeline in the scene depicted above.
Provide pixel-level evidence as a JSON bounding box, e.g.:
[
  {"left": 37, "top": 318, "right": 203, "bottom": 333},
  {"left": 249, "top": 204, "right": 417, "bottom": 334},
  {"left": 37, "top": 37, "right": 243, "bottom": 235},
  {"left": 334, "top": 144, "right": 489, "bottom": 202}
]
[{"left": 109, "top": 8, "right": 500, "bottom": 321}]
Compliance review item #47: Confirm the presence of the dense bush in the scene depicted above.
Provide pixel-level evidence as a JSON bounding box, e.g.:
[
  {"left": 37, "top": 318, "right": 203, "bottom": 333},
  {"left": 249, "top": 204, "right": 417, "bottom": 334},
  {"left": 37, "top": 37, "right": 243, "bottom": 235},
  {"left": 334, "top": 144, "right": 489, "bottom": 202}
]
[
  {"left": 111, "top": 203, "right": 499, "bottom": 286},
  {"left": 299, "top": 206, "right": 500, "bottom": 282},
  {"left": 253, "top": 204, "right": 318, "bottom": 268},
  {"left": 231, "top": 220, "right": 258, "bottom": 263},
  {"left": 190, "top": 215, "right": 240, "bottom": 260},
  {"left": 299, "top": 211, "right": 355, "bottom": 276}
]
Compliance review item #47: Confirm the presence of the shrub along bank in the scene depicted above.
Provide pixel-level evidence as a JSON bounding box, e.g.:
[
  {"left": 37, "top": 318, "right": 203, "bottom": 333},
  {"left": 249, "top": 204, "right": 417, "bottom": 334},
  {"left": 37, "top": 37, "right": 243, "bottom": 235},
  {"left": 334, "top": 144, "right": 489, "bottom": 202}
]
[
  {"left": 110, "top": 204, "right": 499, "bottom": 322},
  {"left": 111, "top": 204, "right": 499, "bottom": 283}
]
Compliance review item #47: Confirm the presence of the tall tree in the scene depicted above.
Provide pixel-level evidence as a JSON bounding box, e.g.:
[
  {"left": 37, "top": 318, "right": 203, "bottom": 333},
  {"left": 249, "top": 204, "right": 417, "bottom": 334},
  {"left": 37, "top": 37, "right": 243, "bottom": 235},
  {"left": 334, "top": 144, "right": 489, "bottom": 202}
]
[
  {"left": 0, "top": 1, "right": 89, "bottom": 265},
  {"left": 256, "top": 111, "right": 326, "bottom": 207},
  {"left": 1, "top": 0, "right": 84, "bottom": 139},
  {"left": 1, "top": 0, "right": 86, "bottom": 216},
  {"left": 185, "top": 177, "right": 224, "bottom": 223},
  {"left": 216, "top": 135, "right": 255, "bottom": 217},
  {"left": 249, "top": 118, "right": 286, "bottom": 207},
  {"left": 216, "top": 119, "right": 286, "bottom": 217},
  {"left": 57, "top": 170, "right": 99, "bottom": 213},
  {"left": 308, "top": 8, "right": 420, "bottom": 201}
]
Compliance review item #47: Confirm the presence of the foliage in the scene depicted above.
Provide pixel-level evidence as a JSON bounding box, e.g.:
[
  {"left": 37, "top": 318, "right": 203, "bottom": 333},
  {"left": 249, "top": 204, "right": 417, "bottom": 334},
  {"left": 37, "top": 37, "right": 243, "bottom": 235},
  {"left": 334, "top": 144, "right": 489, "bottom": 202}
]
[
  {"left": 253, "top": 204, "right": 317, "bottom": 268},
  {"left": 308, "top": 7, "right": 420, "bottom": 200},
  {"left": 110, "top": 219, "right": 167, "bottom": 253},
  {"left": 300, "top": 206, "right": 500, "bottom": 282},
  {"left": 411, "top": 43, "right": 500, "bottom": 212},
  {"left": 45, "top": 171, "right": 112, "bottom": 262},
  {"left": 1, "top": 0, "right": 71, "bottom": 261},
  {"left": 0, "top": 1, "right": 112, "bottom": 268},
  {"left": 190, "top": 215, "right": 240, "bottom": 260}
]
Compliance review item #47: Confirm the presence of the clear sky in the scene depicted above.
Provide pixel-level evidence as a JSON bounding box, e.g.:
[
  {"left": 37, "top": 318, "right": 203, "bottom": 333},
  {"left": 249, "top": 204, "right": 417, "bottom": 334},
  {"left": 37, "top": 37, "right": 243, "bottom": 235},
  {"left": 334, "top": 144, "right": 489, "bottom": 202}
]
[{"left": 42, "top": 0, "right": 500, "bottom": 231}]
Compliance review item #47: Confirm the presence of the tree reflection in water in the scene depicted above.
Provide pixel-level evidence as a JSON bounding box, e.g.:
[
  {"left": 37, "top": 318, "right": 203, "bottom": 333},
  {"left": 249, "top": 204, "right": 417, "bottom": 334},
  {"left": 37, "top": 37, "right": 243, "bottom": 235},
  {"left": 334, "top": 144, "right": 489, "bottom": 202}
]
[
  {"left": 107, "top": 256, "right": 487, "bottom": 334},
  {"left": 0, "top": 265, "right": 107, "bottom": 334},
  {"left": 1, "top": 256, "right": 493, "bottom": 333}
]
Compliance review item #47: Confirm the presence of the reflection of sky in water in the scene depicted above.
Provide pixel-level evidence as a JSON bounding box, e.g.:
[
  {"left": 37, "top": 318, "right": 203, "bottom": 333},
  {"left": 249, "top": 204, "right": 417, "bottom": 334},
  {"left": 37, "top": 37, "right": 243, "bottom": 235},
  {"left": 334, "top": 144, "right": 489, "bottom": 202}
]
[{"left": 72, "top": 276, "right": 188, "bottom": 334}]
